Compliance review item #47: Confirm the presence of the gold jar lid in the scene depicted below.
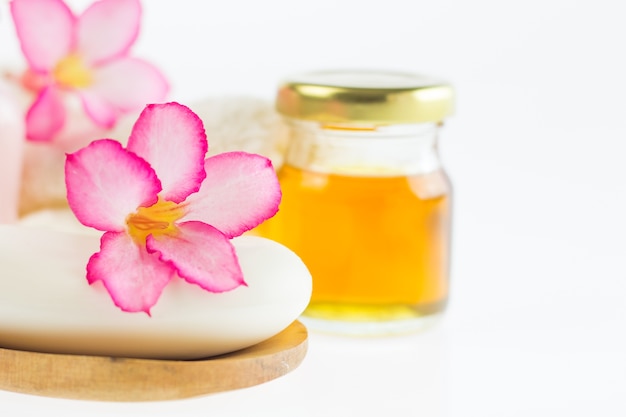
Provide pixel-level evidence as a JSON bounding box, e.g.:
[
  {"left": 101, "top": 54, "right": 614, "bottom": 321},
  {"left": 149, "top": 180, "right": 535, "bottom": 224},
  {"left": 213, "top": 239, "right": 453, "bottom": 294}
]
[{"left": 276, "top": 70, "right": 454, "bottom": 125}]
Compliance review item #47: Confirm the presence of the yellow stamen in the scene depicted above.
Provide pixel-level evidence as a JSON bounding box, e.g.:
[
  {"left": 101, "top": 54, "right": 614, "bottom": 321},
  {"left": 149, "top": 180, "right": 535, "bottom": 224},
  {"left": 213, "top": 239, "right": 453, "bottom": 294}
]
[
  {"left": 126, "top": 198, "right": 186, "bottom": 244},
  {"left": 53, "top": 54, "right": 93, "bottom": 89}
]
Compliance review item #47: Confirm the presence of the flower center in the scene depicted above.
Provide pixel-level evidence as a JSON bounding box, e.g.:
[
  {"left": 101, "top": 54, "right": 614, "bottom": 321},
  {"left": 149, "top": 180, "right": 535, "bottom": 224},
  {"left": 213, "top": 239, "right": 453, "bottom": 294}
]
[
  {"left": 126, "top": 198, "right": 186, "bottom": 244},
  {"left": 53, "top": 54, "right": 93, "bottom": 89}
]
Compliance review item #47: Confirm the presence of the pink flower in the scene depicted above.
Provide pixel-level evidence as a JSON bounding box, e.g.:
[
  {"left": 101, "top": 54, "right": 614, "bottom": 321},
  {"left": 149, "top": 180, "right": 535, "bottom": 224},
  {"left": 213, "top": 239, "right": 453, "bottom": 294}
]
[
  {"left": 65, "top": 102, "right": 281, "bottom": 314},
  {"left": 10, "top": 0, "right": 169, "bottom": 142}
]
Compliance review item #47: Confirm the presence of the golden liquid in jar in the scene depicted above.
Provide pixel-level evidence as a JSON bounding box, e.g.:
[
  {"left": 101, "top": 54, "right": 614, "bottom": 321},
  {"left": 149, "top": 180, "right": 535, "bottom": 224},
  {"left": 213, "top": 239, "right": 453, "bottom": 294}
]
[{"left": 256, "top": 164, "right": 451, "bottom": 323}]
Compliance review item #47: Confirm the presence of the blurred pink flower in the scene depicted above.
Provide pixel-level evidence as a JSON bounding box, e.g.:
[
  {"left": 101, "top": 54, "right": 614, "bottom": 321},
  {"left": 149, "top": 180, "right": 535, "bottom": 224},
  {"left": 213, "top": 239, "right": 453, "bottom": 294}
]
[
  {"left": 10, "top": 0, "right": 169, "bottom": 142},
  {"left": 0, "top": 81, "right": 25, "bottom": 223},
  {"left": 65, "top": 102, "right": 281, "bottom": 314}
]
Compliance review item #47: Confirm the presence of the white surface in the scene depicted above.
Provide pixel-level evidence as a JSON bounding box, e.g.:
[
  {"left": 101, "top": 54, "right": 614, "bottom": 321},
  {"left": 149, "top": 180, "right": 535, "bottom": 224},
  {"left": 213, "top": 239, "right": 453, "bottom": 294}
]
[{"left": 1, "top": 0, "right": 625, "bottom": 415}]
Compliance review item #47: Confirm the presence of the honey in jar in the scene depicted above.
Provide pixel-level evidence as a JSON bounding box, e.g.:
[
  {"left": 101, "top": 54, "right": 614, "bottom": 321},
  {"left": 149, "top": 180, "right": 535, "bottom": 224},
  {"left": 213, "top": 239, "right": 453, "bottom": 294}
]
[{"left": 257, "top": 70, "right": 454, "bottom": 334}]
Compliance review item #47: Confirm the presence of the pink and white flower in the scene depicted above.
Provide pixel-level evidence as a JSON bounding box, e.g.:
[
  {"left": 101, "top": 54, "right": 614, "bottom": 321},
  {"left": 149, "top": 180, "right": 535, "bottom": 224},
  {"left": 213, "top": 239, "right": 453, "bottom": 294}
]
[
  {"left": 10, "top": 0, "right": 169, "bottom": 142},
  {"left": 65, "top": 102, "right": 281, "bottom": 314}
]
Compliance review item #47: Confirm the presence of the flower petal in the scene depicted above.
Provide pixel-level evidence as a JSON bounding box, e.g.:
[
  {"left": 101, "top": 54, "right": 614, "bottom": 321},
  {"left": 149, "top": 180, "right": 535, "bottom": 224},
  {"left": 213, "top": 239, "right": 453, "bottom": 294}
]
[
  {"left": 10, "top": 0, "right": 75, "bottom": 72},
  {"left": 88, "top": 57, "right": 169, "bottom": 113},
  {"left": 88, "top": 231, "right": 175, "bottom": 314},
  {"left": 78, "top": 90, "right": 117, "bottom": 128},
  {"left": 65, "top": 139, "right": 161, "bottom": 231},
  {"left": 25, "top": 86, "right": 66, "bottom": 142},
  {"left": 77, "top": 0, "right": 141, "bottom": 65},
  {"left": 147, "top": 221, "right": 245, "bottom": 293},
  {"left": 127, "top": 102, "right": 206, "bottom": 204},
  {"left": 183, "top": 152, "right": 281, "bottom": 238}
]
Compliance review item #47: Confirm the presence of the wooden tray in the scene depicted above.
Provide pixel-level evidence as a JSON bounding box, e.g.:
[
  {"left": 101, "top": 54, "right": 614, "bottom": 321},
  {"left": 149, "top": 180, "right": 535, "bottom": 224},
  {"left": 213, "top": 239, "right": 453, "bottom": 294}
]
[{"left": 0, "top": 320, "right": 307, "bottom": 402}]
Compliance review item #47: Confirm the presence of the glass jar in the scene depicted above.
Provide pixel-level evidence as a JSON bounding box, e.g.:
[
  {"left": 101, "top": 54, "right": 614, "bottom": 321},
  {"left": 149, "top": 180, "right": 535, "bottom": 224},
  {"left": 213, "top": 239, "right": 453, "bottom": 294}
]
[{"left": 257, "top": 70, "right": 454, "bottom": 335}]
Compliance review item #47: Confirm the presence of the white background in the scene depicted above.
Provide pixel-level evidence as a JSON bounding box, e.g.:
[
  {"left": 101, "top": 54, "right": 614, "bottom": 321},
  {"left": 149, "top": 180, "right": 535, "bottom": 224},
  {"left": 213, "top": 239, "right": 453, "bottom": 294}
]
[{"left": 1, "top": 0, "right": 625, "bottom": 415}]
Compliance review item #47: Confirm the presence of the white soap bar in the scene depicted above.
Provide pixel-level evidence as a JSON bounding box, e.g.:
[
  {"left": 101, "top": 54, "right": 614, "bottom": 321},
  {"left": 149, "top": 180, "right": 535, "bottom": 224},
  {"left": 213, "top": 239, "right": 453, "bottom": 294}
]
[{"left": 0, "top": 224, "right": 311, "bottom": 359}]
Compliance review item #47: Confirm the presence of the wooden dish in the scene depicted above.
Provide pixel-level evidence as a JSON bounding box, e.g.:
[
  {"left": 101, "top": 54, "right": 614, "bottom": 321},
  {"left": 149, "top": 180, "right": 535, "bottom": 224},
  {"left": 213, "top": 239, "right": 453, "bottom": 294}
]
[{"left": 0, "top": 320, "right": 307, "bottom": 402}]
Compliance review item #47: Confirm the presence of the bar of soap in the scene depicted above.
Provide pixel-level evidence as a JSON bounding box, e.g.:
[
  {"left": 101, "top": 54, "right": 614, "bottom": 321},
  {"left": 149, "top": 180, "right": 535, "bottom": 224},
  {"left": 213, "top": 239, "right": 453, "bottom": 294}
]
[{"left": 0, "top": 221, "right": 311, "bottom": 359}]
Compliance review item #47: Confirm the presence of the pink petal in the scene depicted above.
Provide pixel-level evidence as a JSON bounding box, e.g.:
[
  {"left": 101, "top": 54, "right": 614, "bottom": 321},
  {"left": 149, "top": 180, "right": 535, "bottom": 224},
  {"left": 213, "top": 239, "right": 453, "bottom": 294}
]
[
  {"left": 65, "top": 139, "right": 161, "bottom": 231},
  {"left": 10, "top": 0, "right": 75, "bottom": 72},
  {"left": 88, "top": 231, "right": 175, "bottom": 314},
  {"left": 147, "top": 221, "right": 245, "bottom": 292},
  {"left": 77, "top": 58, "right": 168, "bottom": 129},
  {"left": 88, "top": 57, "right": 169, "bottom": 113},
  {"left": 183, "top": 152, "right": 281, "bottom": 238},
  {"left": 127, "top": 103, "right": 206, "bottom": 204},
  {"left": 25, "top": 86, "right": 66, "bottom": 142},
  {"left": 78, "top": 90, "right": 117, "bottom": 128},
  {"left": 77, "top": 0, "right": 141, "bottom": 65}
]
